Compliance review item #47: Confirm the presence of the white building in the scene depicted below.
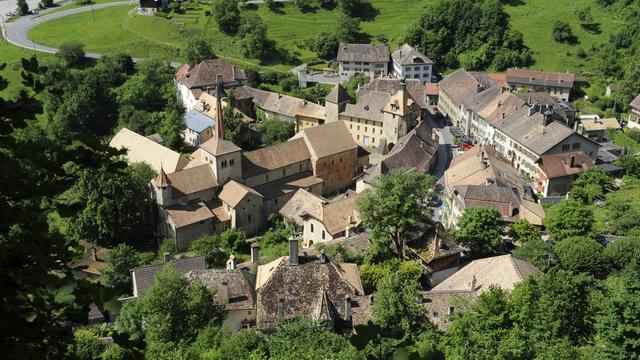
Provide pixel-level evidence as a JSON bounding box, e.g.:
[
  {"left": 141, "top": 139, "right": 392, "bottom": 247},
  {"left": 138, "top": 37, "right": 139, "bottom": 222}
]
[
  {"left": 183, "top": 109, "right": 214, "bottom": 147},
  {"left": 337, "top": 43, "right": 389, "bottom": 79},
  {"left": 391, "top": 44, "right": 434, "bottom": 83}
]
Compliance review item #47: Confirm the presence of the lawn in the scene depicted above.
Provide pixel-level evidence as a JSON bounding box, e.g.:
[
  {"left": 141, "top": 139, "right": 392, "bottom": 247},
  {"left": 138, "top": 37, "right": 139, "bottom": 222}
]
[
  {"left": 0, "top": 41, "right": 53, "bottom": 98},
  {"left": 35, "top": 0, "right": 128, "bottom": 17},
  {"left": 608, "top": 129, "right": 640, "bottom": 154},
  {"left": 27, "top": 0, "right": 624, "bottom": 75}
]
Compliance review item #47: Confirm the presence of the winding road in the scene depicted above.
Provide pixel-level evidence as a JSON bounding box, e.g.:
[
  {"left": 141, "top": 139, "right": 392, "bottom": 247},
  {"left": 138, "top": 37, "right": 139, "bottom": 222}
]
[{"left": 1, "top": 0, "right": 165, "bottom": 62}]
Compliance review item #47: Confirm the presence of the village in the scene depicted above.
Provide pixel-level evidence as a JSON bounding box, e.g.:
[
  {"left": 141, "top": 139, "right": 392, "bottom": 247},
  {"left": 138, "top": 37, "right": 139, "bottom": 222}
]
[{"left": 3, "top": 0, "right": 640, "bottom": 357}]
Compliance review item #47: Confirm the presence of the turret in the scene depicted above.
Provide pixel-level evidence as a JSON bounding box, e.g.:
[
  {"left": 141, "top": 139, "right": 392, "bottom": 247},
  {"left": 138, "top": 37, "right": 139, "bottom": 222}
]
[
  {"left": 154, "top": 166, "right": 172, "bottom": 206},
  {"left": 325, "top": 83, "right": 351, "bottom": 122}
]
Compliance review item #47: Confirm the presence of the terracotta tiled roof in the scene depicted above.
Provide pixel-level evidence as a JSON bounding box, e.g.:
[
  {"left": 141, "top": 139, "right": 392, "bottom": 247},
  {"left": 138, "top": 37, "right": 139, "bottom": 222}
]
[
  {"left": 538, "top": 151, "right": 594, "bottom": 179},
  {"left": 177, "top": 59, "right": 246, "bottom": 89},
  {"left": 154, "top": 167, "right": 171, "bottom": 188},
  {"left": 165, "top": 201, "right": 216, "bottom": 229},
  {"left": 166, "top": 164, "right": 216, "bottom": 198},
  {"left": 253, "top": 172, "right": 324, "bottom": 200},
  {"left": 580, "top": 118, "right": 621, "bottom": 132},
  {"left": 241, "top": 138, "right": 311, "bottom": 178},
  {"left": 433, "top": 254, "right": 541, "bottom": 293},
  {"left": 69, "top": 240, "right": 109, "bottom": 276},
  {"left": 303, "top": 193, "right": 361, "bottom": 236},
  {"left": 252, "top": 88, "right": 325, "bottom": 120},
  {"left": 438, "top": 69, "right": 481, "bottom": 106},
  {"left": 292, "top": 121, "right": 357, "bottom": 159},
  {"left": 425, "top": 83, "right": 439, "bottom": 96},
  {"left": 200, "top": 135, "right": 242, "bottom": 156},
  {"left": 218, "top": 180, "right": 263, "bottom": 208}
]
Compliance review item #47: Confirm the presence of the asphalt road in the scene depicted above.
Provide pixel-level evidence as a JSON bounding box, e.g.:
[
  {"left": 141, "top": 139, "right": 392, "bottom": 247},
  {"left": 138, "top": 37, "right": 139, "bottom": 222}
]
[{"left": 2, "top": 0, "right": 181, "bottom": 67}]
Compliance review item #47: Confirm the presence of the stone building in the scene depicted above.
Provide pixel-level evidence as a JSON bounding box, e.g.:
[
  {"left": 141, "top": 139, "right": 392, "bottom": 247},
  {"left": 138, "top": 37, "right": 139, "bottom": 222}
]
[
  {"left": 175, "top": 59, "right": 247, "bottom": 111},
  {"left": 534, "top": 151, "right": 594, "bottom": 197},
  {"left": 506, "top": 68, "right": 575, "bottom": 102},
  {"left": 391, "top": 43, "right": 434, "bottom": 83},
  {"left": 337, "top": 43, "right": 390, "bottom": 79}
]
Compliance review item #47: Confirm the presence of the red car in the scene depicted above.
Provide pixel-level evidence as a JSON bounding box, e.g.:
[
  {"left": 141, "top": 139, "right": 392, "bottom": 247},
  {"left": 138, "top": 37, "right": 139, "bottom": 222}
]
[{"left": 458, "top": 142, "right": 473, "bottom": 151}]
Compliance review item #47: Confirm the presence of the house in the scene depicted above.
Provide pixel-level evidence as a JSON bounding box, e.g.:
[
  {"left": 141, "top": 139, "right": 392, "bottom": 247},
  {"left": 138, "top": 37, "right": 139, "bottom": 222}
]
[
  {"left": 356, "top": 120, "right": 438, "bottom": 192},
  {"left": 405, "top": 221, "right": 463, "bottom": 287},
  {"left": 196, "top": 91, "right": 254, "bottom": 125},
  {"left": 175, "top": 59, "right": 247, "bottom": 110},
  {"left": 628, "top": 94, "right": 640, "bottom": 127},
  {"left": 426, "top": 83, "right": 439, "bottom": 106},
  {"left": 109, "top": 127, "right": 189, "bottom": 174},
  {"left": 326, "top": 80, "right": 421, "bottom": 150},
  {"left": 130, "top": 255, "right": 206, "bottom": 298},
  {"left": 493, "top": 105, "right": 600, "bottom": 178},
  {"left": 298, "top": 192, "right": 362, "bottom": 247},
  {"left": 139, "top": 0, "right": 169, "bottom": 14},
  {"left": 254, "top": 237, "right": 370, "bottom": 332},
  {"left": 337, "top": 43, "right": 390, "bottom": 79},
  {"left": 185, "top": 263, "right": 257, "bottom": 331},
  {"left": 442, "top": 145, "right": 544, "bottom": 228},
  {"left": 359, "top": 77, "right": 432, "bottom": 119},
  {"left": 152, "top": 77, "right": 364, "bottom": 250},
  {"left": 506, "top": 68, "right": 575, "bottom": 102},
  {"left": 437, "top": 69, "right": 494, "bottom": 127},
  {"left": 69, "top": 240, "right": 109, "bottom": 278},
  {"left": 577, "top": 117, "right": 621, "bottom": 141},
  {"left": 419, "top": 254, "right": 541, "bottom": 330},
  {"left": 514, "top": 91, "right": 576, "bottom": 128},
  {"left": 278, "top": 189, "right": 327, "bottom": 228},
  {"left": 534, "top": 151, "right": 594, "bottom": 197},
  {"left": 183, "top": 109, "right": 215, "bottom": 147},
  {"left": 390, "top": 44, "right": 434, "bottom": 83},
  {"left": 251, "top": 88, "right": 326, "bottom": 131}
]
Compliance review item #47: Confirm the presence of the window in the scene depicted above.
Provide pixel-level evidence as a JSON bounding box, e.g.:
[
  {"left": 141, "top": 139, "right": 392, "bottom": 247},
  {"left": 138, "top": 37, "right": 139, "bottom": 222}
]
[
  {"left": 357, "top": 126, "right": 360, "bottom": 130},
  {"left": 432, "top": 311, "right": 439, "bottom": 318},
  {"left": 423, "top": 66, "right": 430, "bottom": 71},
  {"left": 562, "top": 144, "right": 570, "bottom": 151},
  {"left": 248, "top": 215, "right": 252, "bottom": 222},
  {"left": 282, "top": 169, "right": 286, "bottom": 176},
  {"left": 339, "top": 157, "right": 342, "bottom": 162},
  {"left": 275, "top": 198, "right": 278, "bottom": 205},
  {"left": 357, "top": 135, "right": 360, "bottom": 140},
  {"left": 221, "top": 160, "right": 227, "bottom": 167},
  {"left": 230, "top": 159, "right": 235, "bottom": 166},
  {"left": 572, "top": 143, "right": 581, "bottom": 149},
  {"left": 448, "top": 306, "right": 455, "bottom": 315},
  {"left": 414, "top": 66, "right": 420, "bottom": 71},
  {"left": 350, "top": 123, "right": 353, "bottom": 129},
  {"left": 372, "top": 137, "right": 375, "bottom": 143},
  {"left": 365, "top": 127, "right": 368, "bottom": 132},
  {"left": 310, "top": 223, "right": 314, "bottom": 233},
  {"left": 299, "top": 163, "right": 302, "bottom": 171},
  {"left": 322, "top": 230, "right": 326, "bottom": 240},
  {"left": 379, "top": 129, "right": 383, "bottom": 134},
  {"left": 266, "top": 174, "right": 269, "bottom": 182}
]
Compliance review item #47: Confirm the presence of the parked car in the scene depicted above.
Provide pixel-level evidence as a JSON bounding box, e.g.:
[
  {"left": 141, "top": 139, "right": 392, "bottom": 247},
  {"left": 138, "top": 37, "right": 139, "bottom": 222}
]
[{"left": 5, "top": 11, "right": 17, "bottom": 17}]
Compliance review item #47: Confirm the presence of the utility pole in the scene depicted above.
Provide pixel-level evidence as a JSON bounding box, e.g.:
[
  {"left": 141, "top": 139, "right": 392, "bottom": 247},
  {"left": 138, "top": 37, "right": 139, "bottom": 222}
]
[{"left": 1, "top": 15, "right": 7, "bottom": 44}]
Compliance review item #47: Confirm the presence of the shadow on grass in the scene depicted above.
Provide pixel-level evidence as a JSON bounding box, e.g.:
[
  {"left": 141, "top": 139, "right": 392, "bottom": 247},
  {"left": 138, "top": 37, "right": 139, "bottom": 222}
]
[
  {"left": 265, "top": 2, "right": 286, "bottom": 14},
  {"left": 353, "top": 2, "right": 379, "bottom": 21},
  {"left": 501, "top": 0, "right": 525, "bottom": 6},
  {"left": 259, "top": 45, "right": 301, "bottom": 67},
  {"left": 581, "top": 23, "right": 601, "bottom": 34}
]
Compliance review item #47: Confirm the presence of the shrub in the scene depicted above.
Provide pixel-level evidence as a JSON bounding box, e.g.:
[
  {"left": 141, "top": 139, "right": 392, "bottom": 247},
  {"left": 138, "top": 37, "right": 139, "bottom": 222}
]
[{"left": 56, "top": 41, "right": 86, "bottom": 67}]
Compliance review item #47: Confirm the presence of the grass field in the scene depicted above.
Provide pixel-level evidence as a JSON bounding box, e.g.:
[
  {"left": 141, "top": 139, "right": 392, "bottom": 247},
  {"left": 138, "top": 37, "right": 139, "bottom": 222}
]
[
  {"left": 35, "top": 0, "right": 129, "bottom": 17},
  {"left": 27, "top": 0, "right": 625, "bottom": 75},
  {"left": 0, "top": 41, "right": 52, "bottom": 98}
]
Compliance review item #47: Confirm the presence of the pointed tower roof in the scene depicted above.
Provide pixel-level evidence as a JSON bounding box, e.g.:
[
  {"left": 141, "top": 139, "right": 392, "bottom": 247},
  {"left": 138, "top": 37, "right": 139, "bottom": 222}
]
[
  {"left": 325, "top": 83, "right": 350, "bottom": 104},
  {"left": 384, "top": 80, "right": 415, "bottom": 116},
  {"left": 154, "top": 166, "right": 171, "bottom": 188},
  {"left": 215, "top": 74, "right": 225, "bottom": 141}
]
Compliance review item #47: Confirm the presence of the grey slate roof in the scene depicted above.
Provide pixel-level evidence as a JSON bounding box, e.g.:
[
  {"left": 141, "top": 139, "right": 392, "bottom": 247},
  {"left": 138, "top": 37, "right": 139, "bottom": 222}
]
[
  {"left": 495, "top": 106, "right": 574, "bottom": 155},
  {"left": 337, "top": 43, "right": 390, "bottom": 63},
  {"left": 325, "top": 83, "right": 351, "bottom": 104},
  {"left": 131, "top": 256, "right": 206, "bottom": 297},
  {"left": 438, "top": 69, "right": 482, "bottom": 107},
  {"left": 391, "top": 43, "right": 433, "bottom": 66},
  {"left": 359, "top": 77, "right": 428, "bottom": 109},
  {"left": 341, "top": 91, "right": 390, "bottom": 122},
  {"left": 185, "top": 269, "right": 256, "bottom": 311},
  {"left": 463, "top": 87, "right": 502, "bottom": 113}
]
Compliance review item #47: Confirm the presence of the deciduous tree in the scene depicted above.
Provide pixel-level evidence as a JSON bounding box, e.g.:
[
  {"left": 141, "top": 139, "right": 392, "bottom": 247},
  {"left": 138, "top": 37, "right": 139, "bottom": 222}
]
[
  {"left": 452, "top": 207, "right": 503, "bottom": 254},
  {"left": 543, "top": 199, "right": 594, "bottom": 241},
  {"left": 554, "top": 236, "right": 608, "bottom": 277}
]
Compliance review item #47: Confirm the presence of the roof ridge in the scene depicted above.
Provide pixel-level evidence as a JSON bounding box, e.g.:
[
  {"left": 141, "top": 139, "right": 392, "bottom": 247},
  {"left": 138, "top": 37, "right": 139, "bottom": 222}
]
[{"left": 507, "top": 254, "right": 525, "bottom": 281}]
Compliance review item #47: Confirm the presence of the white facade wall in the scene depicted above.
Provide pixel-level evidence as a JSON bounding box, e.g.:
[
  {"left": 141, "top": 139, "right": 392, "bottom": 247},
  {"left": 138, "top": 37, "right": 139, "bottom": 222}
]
[
  {"left": 339, "top": 61, "right": 388, "bottom": 79},
  {"left": 392, "top": 60, "right": 432, "bottom": 83},
  {"left": 301, "top": 218, "right": 334, "bottom": 247}
]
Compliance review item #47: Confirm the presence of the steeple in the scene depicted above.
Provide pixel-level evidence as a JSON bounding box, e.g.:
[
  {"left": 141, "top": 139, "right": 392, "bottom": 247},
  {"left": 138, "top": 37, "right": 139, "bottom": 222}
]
[
  {"left": 154, "top": 165, "right": 171, "bottom": 188},
  {"left": 215, "top": 74, "right": 225, "bottom": 140}
]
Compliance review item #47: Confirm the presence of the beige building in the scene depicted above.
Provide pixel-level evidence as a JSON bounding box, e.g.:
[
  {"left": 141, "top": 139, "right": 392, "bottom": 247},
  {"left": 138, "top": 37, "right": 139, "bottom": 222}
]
[
  {"left": 534, "top": 151, "right": 594, "bottom": 197},
  {"left": 420, "top": 254, "right": 541, "bottom": 330},
  {"left": 251, "top": 88, "right": 326, "bottom": 131},
  {"left": 629, "top": 94, "right": 640, "bottom": 126},
  {"left": 437, "top": 69, "right": 489, "bottom": 126},
  {"left": 109, "top": 127, "right": 189, "bottom": 174},
  {"left": 577, "top": 117, "right": 621, "bottom": 141},
  {"left": 337, "top": 43, "right": 389, "bottom": 79},
  {"left": 175, "top": 59, "right": 247, "bottom": 110},
  {"left": 506, "top": 68, "right": 575, "bottom": 102}
]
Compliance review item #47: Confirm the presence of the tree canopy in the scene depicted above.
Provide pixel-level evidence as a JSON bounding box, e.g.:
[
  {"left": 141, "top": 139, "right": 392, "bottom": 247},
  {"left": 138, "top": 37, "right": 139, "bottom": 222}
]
[
  {"left": 453, "top": 207, "right": 503, "bottom": 254},
  {"left": 543, "top": 199, "right": 595, "bottom": 241}
]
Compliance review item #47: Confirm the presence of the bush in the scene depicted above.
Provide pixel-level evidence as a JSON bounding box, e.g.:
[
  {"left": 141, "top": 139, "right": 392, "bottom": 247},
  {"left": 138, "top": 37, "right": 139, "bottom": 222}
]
[
  {"left": 158, "top": 238, "right": 176, "bottom": 258},
  {"left": 553, "top": 21, "right": 573, "bottom": 43},
  {"left": 73, "top": 328, "right": 106, "bottom": 360},
  {"left": 554, "top": 236, "right": 608, "bottom": 277},
  {"left": 56, "top": 41, "right": 86, "bottom": 67}
]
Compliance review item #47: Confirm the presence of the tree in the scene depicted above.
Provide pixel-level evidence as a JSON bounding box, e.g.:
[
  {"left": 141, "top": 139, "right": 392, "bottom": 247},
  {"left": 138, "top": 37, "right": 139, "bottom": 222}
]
[
  {"left": 510, "top": 218, "right": 540, "bottom": 243},
  {"left": 569, "top": 167, "right": 614, "bottom": 204},
  {"left": 223, "top": 105, "right": 249, "bottom": 146},
  {"left": 189, "top": 234, "right": 228, "bottom": 267},
  {"left": 64, "top": 162, "right": 156, "bottom": 247},
  {"left": 240, "top": 31, "right": 270, "bottom": 60},
  {"left": 214, "top": 0, "right": 241, "bottom": 34},
  {"left": 101, "top": 244, "right": 147, "bottom": 293},
  {"left": 453, "top": 207, "right": 503, "bottom": 254},
  {"left": 615, "top": 154, "right": 640, "bottom": 177},
  {"left": 543, "top": 199, "right": 594, "bottom": 241},
  {"left": 338, "top": 0, "right": 362, "bottom": 16},
  {"left": 205, "top": 328, "right": 269, "bottom": 359},
  {"left": 56, "top": 41, "right": 86, "bottom": 67},
  {"left": 16, "top": 0, "right": 29, "bottom": 15},
  {"left": 336, "top": 16, "right": 361, "bottom": 43},
  {"left": 513, "top": 239, "right": 556, "bottom": 272},
  {"left": 601, "top": 196, "right": 640, "bottom": 235},
  {"left": 553, "top": 21, "right": 573, "bottom": 43},
  {"left": 257, "top": 118, "right": 295, "bottom": 146},
  {"left": 575, "top": 7, "right": 593, "bottom": 26},
  {"left": 72, "top": 328, "right": 106, "bottom": 360},
  {"left": 183, "top": 37, "right": 216, "bottom": 66},
  {"left": 605, "top": 234, "right": 640, "bottom": 269},
  {"left": 117, "top": 265, "right": 225, "bottom": 355},
  {"left": 268, "top": 317, "right": 361, "bottom": 359},
  {"left": 40, "top": 0, "right": 54, "bottom": 8},
  {"left": 310, "top": 31, "right": 339, "bottom": 60},
  {"left": 554, "top": 236, "right": 608, "bottom": 277},
  {"left": 358, "top": 171, "right": 438, "bottom": 259},
  {"left": 0, "top": 57, "right": 125, "bottom": 357},
  {"left": 158, "top": 103, "right": 185, "bottom": 150}
]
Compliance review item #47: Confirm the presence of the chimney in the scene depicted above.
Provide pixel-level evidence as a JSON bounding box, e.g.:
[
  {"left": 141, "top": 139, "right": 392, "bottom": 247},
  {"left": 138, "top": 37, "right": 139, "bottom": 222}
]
[
  {"left": 232, "top": 65, "right": 236, "bottom": 81},
  {"left": 251, "top": 243, "right": 260, "bottom": 265},
  {"left": 220, "top": 281, "right": 229, "bottom": 304},
  {"left": 344, "top": 296, "right": 352, "bottom": 322},
  {"left": 226, "top": 254, "right": 237, "bottom": 270},
  {"left": 345, "top": 226, "right": 350, "bottom": 238},
  {"left": 570, "top": 155, "right": 575, "bottom": 167},
  {"left": 475, "top": 83, "right": 481, "bottom": 94},
  {"left": 91, "top": 247, "right": 97, "bottom": 261},
  {"left": 278, "top": 93, "right": 283, "bottom": 99},
  {"left": 320, "top": 250, "right": 328, "bottom": 264},
  {"left": 485, "top": 177, "right": 495, "bottom": 186},
  {"left": 163, "top": 252, "right": 171, "bottom": 262},
  {"left": 289, "top": 237, "right": 299, "bottom": 266},
  {"left": 277, "top": 298, "right": 285, "bottom": 320},
  {"left": 528, "top": 106, "right": 535, "bottom": 117},
  {"left": 469, "top": 274, "right": 477, "bottom": 291}
]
